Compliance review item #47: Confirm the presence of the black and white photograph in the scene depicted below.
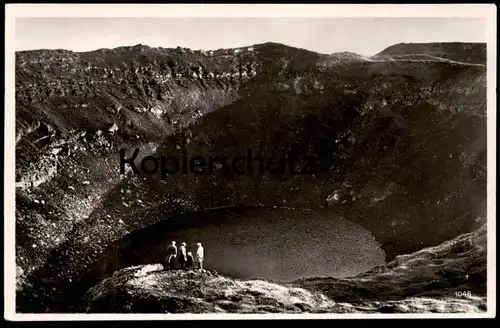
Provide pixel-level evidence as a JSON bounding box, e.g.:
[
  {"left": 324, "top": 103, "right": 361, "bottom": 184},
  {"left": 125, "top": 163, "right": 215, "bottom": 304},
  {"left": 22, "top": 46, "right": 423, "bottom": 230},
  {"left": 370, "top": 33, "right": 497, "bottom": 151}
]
[{"left": 4, "top": 4, "right": 497, "bottom": 319}]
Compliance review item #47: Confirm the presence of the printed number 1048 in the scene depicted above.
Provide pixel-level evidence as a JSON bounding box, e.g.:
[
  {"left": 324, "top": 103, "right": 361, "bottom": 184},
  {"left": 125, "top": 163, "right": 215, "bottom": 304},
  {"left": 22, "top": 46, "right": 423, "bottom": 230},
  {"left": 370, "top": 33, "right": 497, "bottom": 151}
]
[{"left": 455, "top": 291, "right": 472, "bottom": 298}]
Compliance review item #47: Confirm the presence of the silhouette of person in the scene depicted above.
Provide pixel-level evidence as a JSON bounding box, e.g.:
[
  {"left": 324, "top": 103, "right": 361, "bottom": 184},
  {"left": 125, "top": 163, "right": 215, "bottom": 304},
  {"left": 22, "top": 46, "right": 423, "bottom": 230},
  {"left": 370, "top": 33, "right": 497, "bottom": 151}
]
[
  {"left": 178, "top": 242, "right": 187, "bottom": 269},
  {"left": 195, "top": 242, "right": 204, "bottom": 270},
  {"left": 186, "top": 252, "right": 194, "bottom": 270},
  {"left": 166, "top": 241, "right": 177, "bottom": 270}
]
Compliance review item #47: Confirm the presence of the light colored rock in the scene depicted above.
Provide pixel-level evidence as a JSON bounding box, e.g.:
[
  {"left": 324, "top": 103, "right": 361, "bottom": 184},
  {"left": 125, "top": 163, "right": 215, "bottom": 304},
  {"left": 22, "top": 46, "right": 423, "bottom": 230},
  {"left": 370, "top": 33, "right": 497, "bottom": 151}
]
[{"left": 108, "top": 123, "right": 119, "bottom": 133}]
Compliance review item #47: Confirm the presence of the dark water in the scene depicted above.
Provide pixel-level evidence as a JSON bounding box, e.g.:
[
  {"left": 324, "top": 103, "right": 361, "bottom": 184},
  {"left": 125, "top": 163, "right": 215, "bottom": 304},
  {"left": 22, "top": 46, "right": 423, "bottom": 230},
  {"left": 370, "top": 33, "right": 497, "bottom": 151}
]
[{"left": 85, "top": 207, "right": 386, "bottom": 283}]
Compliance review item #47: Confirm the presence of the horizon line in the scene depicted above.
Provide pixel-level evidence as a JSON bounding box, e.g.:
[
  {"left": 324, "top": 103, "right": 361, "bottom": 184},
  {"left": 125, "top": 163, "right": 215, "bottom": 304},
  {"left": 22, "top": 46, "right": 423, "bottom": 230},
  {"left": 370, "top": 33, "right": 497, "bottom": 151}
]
[{"left": 14, "top": 40, "right": 488, "bottom": 57}]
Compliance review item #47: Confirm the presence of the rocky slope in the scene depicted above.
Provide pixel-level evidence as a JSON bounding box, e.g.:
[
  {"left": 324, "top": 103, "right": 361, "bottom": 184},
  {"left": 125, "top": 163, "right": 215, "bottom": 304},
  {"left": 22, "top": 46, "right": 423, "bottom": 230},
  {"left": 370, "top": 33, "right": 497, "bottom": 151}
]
[
  {"left": 16, "top": 44, "right": 250, "bottom": 272},
  {"left": 82, "top": 225, "right": 486, "bottom": 313},
  {"left": 373, "top": 42, "right": 487, "bottom": 65},
  {"left": 15, "top": 42, "right": 292, "bottom": 284},
  {"left": 15, "top": 42, "right": 487, "bottom": 313}
]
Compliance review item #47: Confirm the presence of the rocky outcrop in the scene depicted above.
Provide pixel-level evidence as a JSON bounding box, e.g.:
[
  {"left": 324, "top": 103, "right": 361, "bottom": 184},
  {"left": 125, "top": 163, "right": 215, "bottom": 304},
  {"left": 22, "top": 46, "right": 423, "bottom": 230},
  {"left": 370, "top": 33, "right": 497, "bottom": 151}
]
[
  {"left": 82, "top": 225, "right": 486, "bottom": 313},
  {"left": 296, "top": 224, "right": 487, "bottom": 304}
]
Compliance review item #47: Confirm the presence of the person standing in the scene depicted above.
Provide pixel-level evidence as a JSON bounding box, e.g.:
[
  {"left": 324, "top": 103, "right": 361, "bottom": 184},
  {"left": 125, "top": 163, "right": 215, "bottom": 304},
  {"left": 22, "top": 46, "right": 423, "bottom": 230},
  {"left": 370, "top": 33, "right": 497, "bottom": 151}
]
[
  {"left": 166, "top": 241, "right": 177, "bottom": 270},
  {"left": 195, "top": 242, "right": 204, "bottom": 270},
  {"left": 178, "top": 242, "right": 187, "bottom": 269},
  {"left": 186, "top": 252, "right": 194, "bottom": 270}
]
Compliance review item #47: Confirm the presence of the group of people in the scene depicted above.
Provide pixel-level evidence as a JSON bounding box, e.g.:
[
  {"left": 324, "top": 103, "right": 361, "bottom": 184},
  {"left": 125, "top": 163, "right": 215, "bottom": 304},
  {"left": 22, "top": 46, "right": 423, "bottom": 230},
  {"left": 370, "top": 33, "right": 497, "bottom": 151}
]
[{"left": 165, "top": 241, "right": 205, "bottom": 270}]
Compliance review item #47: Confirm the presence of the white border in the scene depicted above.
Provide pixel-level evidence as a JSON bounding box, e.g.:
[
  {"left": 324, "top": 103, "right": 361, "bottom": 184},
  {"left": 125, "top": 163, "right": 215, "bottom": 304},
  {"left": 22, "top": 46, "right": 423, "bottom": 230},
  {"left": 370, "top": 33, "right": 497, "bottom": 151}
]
[{"left": 4, "top": 4, "right": 497, "bottom": 321}]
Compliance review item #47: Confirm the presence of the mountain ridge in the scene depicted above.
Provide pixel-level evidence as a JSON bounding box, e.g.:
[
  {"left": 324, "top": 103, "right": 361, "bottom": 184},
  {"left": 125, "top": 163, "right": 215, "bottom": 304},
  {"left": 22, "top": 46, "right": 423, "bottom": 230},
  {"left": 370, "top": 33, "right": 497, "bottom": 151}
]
[{"left": 16, "top": 41, "right": 486, "bottom": 63}]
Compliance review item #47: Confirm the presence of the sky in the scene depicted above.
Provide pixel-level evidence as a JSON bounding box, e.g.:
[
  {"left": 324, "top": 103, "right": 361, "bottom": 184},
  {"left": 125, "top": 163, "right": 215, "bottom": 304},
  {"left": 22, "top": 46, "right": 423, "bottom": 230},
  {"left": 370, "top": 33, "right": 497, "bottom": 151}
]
[{"left": 15, "top": 17, "right": 487, "bottom": 57}]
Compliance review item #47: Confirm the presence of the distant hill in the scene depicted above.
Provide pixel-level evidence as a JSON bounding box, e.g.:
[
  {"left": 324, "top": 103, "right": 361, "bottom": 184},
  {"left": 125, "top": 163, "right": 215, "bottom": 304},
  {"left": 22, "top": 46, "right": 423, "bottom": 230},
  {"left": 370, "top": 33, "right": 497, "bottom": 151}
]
[
  {"left": 317, "top": 51, "right": 368, "bottom": 68},
  {"left": 375, "top": 42, "right": 486, "bottom": 65}
]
